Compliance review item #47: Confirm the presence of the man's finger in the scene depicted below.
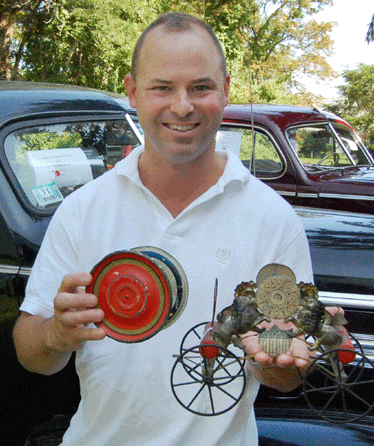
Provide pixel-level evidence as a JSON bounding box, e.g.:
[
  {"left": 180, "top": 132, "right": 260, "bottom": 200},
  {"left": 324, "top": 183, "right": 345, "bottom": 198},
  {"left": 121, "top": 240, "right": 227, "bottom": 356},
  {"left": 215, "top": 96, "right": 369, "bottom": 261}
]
[
  {"left": 58, "top": 272, "right": 92, "bottom": 294},
  {"left": 54, "top": 293, "right": 98, "bottom": 311},
  {"left": 58, "top": 308, "right": 105, "bottom": 326}
]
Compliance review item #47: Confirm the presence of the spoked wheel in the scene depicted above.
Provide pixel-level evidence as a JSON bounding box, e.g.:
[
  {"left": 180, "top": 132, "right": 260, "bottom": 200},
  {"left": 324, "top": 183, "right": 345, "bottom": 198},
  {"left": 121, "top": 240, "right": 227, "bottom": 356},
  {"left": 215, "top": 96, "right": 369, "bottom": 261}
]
[
  {"left": 302, "top": 348, "right": 374, "bottom": 423},
  {"left": 179, "top": 321, "right": 213, "bottom": 355},
  {"left": 303, "top": 332, "right": 367, "bottom": 395},
  {"left": 171, "top": 344, "right": 246, "bottom": 416}
]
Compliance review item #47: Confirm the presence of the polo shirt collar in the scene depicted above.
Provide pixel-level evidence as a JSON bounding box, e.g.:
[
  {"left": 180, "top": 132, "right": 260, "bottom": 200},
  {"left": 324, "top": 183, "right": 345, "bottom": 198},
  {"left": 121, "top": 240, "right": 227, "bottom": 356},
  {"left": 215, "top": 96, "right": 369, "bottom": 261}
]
[{"left": 115, "top": 145, "right": 251, "bottom": 190}]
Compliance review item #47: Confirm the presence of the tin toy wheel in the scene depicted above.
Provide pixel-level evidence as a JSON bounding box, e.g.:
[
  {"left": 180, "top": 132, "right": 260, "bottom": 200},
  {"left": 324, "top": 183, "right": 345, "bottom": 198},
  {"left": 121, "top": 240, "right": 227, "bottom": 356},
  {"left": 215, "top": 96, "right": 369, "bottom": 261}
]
[
  {"left": 179, "top": 322, "right": 213, "bottom": 355},
  {"left": 87, "top": 248, "right": 188, "bottom": 342},
  {"left": 302, "top": 348, "right": 374, "bottom": 423},
  {"left": 170, "top": 344, "right": 246, "bottom": 416},
  {"left": 304, "top": 332, "right": 367, "bottom": 395}
]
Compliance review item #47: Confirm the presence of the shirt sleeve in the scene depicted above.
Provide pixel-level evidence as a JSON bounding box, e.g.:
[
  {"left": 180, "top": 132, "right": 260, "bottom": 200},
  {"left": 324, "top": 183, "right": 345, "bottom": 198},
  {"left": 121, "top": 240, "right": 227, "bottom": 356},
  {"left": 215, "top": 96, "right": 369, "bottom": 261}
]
[{"left": 20, "top": 196, "right": 81, "bottom": 318}]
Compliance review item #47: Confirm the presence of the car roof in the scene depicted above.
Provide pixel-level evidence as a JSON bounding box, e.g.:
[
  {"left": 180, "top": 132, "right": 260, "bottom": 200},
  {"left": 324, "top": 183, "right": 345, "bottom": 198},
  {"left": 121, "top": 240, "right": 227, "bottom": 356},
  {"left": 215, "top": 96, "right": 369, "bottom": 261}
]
[
  {"left": 0, "top": 81, "right": 131, "bottom": 126},
  {"left": 222, "top": 103, "right": 351, "bottom": 130}
]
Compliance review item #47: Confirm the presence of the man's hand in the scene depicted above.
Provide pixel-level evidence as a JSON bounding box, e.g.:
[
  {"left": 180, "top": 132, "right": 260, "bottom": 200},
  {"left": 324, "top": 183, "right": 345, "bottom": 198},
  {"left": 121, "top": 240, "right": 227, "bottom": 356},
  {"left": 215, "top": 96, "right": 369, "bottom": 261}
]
[
  {"left": 240, "top": 306, "right": 345, "bottom": 392},
  {"left": 241, "top": 320, "right": 310, "bottom": 368},
  {"left": 240, "top": 320, "right": 312, "bottom": 392},
  {"left": 13, "top": 272, "right": 106, "bottom": 375},
  {"left": 48, "top": 272, "right": 106, "bottom": 353}
]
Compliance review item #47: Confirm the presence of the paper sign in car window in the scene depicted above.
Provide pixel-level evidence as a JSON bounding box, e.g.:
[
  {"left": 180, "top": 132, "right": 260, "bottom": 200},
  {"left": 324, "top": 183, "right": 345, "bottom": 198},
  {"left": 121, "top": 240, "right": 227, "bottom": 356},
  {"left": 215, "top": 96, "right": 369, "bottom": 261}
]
[
  {"left": 31, "top": 183, "right": 64, "bottom": 207},
  {"left": 26, "top": 148, "right": 93, "bottom": 189},
  {"left": 215, "top": 131, "right": 242, "bottom": 157}
]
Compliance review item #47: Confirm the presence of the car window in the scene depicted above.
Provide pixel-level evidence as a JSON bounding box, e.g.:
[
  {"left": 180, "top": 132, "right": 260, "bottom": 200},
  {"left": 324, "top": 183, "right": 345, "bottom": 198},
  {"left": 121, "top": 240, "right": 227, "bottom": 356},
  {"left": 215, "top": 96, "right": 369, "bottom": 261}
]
[
  {"left": 4, "top": 119, "right": 140, "bottom": 210},
  {"left": 216, "top": 126, "right": 283, "bottom": 177},
  {"left": 286, "top": 124, "right": 353, "bottom": 170},
  {"left": 331, "top": 124, "right": 370, "bottom": 165}
]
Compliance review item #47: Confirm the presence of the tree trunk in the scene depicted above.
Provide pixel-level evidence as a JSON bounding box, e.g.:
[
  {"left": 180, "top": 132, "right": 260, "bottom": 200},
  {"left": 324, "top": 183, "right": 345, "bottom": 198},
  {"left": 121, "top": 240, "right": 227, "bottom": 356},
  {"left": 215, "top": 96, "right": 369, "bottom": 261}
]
[{"left": 0, "top": 17, "right": 14, "bottom": 80}]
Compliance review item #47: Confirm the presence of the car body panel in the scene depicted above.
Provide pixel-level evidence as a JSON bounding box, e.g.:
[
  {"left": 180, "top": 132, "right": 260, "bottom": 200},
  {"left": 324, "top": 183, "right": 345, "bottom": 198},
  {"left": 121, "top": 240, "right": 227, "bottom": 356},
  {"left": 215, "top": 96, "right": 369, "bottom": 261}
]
[
  {"left": 256, "top": 408, "right": 374, "bottom": 446},
  {"left": 295, "top": 207, "right": 374, "bottom": 363}
]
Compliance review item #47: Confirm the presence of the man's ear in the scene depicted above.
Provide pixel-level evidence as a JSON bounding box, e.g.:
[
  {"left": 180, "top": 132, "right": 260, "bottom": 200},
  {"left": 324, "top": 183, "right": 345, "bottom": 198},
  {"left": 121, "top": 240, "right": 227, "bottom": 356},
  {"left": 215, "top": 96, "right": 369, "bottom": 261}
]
[{"left": 124, "top": 74, "right": 137, "bottom": 108}]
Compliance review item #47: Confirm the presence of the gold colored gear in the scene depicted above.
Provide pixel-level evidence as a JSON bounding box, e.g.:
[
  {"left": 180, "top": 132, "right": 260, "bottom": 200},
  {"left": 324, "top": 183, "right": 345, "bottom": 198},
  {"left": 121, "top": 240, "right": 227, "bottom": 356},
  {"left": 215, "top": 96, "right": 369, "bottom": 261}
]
[{"left": 256, "top": 275, "right": 301, "bottom": 319}]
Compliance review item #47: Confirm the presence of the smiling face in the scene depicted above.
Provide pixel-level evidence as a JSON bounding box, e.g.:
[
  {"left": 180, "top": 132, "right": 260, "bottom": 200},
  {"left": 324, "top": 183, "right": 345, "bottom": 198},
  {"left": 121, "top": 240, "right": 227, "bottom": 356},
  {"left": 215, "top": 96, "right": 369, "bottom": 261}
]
[{"left": 125, "top": 25, "right": 230, "bottom": 165}]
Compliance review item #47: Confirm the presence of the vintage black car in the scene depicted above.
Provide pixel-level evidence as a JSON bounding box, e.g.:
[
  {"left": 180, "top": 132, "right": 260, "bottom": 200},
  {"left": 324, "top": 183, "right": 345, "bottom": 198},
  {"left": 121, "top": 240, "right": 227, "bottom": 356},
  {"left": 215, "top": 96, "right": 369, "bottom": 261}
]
[
  {"left": 0, "top": 82, "right": 373, "bottom": 445},
  {"left": 0, "top": 81, "right": 143, "bottom": 445}
]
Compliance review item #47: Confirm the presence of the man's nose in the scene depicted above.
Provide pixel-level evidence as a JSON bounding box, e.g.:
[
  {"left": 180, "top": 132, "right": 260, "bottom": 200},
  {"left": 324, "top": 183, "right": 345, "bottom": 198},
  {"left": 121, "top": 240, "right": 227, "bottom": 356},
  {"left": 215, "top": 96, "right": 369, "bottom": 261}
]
[{"left": 170, "top": 90, "right": 194, "bottom": 117}]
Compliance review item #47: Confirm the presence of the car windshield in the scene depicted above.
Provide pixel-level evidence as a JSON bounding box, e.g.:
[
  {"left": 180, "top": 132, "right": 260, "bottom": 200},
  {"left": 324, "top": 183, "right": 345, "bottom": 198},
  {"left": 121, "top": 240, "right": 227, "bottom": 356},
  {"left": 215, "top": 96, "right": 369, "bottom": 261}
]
[
  {"left": 4, "top": 116, "right": 140, "bottom": 210},
  {"left": 286, "top": 123, "right": 373, "bottom": 171}
]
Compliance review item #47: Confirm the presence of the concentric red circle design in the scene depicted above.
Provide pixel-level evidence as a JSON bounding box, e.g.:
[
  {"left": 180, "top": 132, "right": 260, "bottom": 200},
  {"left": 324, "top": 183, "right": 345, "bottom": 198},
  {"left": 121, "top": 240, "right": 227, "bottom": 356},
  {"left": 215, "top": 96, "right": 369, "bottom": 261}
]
[{"left": 87, "top": 251, "right": 172, "bottom": 342}]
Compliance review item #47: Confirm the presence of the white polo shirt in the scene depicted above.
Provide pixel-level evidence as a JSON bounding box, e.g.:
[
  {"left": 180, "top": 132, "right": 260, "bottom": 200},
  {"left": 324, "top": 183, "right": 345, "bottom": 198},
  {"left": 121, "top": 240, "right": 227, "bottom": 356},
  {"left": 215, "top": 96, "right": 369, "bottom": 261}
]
[{"left": 21, "top": 146, "right": 313, "bottom": 446}]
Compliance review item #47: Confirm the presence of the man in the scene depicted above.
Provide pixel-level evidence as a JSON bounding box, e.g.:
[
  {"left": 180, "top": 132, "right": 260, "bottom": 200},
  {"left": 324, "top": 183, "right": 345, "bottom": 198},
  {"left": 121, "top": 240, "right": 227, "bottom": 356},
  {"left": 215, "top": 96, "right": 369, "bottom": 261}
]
[{"left": 13, "top": 12, "right": 313, "bottom": 445}]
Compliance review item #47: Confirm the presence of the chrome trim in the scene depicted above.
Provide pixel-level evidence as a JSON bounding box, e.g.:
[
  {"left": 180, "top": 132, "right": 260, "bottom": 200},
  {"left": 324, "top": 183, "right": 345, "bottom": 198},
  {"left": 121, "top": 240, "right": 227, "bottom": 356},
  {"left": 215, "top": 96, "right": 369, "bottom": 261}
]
[
  {"left": 319, "top": 292, "right": 374, "bottom": 366},
  {"left": 0, "top": 265, "right": 32, "bottom": 276},
  {"left": 319, "top": 291, "right": 374, "bottom": 310},
  {"left": 319, "top": 193, "right": 374, "bottom": 201},
  {"left": 353, "top": 333, "right": 374, "bottom": 351},
  {"left": 277, "top": 191, "right": 296, "bottom": 197},
  {"left": 350, "top": 333, "right": 374, "bottom": 365},
  {"left": 297, "top": 193, "right": 319, "bottom": 199},
  {"left": 125, "top": 113, "right": 144, "bottom": 145}
]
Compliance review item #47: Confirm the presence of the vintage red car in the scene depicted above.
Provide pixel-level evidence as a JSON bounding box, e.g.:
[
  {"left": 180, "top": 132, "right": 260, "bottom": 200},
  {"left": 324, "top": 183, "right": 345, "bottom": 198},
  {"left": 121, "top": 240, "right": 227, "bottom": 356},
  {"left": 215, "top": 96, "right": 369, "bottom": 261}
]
[{"left": 219, "top": 104, "right": 374, "bottom": 214}]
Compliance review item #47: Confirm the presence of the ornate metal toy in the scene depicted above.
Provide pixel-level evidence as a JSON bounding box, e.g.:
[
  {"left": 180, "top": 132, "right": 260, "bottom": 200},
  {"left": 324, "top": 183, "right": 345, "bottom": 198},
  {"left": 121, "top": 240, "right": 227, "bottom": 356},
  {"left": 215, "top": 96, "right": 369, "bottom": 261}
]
[{"left": 170, "top": 264, "right": 374, "bottom": 423}]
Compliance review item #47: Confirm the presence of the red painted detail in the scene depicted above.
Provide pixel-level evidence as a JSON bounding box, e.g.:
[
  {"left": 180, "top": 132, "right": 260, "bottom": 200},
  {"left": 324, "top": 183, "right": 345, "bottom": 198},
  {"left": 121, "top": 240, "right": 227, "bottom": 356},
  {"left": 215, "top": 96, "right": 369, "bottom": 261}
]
[
  {"left": 199, "top": 341, "right": 220, "bottom": 359},
  {"left": 334, "top": 326, "right": 356, "bottom": 364},
  {"left": 87, "top": 251, "right": 171, "bottom": 342},
  {"left": 199, "top": 326, "right": 220, "bottom": 359}
]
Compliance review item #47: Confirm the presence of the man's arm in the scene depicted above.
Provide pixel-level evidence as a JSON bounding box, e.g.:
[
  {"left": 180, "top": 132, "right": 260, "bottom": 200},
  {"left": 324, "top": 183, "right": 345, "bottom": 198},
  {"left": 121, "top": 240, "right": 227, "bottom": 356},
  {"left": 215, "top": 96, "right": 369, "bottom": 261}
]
[{"left": 13, "top": 272, "right": 106, "bottom": 376}]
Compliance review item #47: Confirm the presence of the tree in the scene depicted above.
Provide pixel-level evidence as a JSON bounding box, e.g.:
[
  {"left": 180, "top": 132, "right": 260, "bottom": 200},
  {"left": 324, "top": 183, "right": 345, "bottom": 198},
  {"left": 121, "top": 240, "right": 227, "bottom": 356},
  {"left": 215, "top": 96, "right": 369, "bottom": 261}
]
[
  {"left": 365, "top": 13, "right": 374, "bottom": 44},
  {"left": 236, "top": 0, "right": 335, "bottom": 104},
  {"left": 0, "top": 0, "right": 47, "bottom": 80},
  {"left": 163, "top": 0, "right": 335, "bottom": 104},
  {"left": 3, "top": 0, "right": 160, "bottom": 91},
  {"left": 2, "top": 0, "right": 335, "bottom": 101},
  {"left": 20, "top": 0, "right": 161, "bottom": 92},
  {"left": 327, "top": 64, "right": 374, "bottom": 155}
]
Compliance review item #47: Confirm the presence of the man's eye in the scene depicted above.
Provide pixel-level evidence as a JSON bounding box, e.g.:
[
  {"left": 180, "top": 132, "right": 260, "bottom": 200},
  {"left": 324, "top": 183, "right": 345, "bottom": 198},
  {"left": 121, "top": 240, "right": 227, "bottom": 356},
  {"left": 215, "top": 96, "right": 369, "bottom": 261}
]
[
  {"left": 194, "top": 85, "right": 210, "bottom": 92},
  {"left": 153, "top": 86, "right": 171, "bottom": 91}
]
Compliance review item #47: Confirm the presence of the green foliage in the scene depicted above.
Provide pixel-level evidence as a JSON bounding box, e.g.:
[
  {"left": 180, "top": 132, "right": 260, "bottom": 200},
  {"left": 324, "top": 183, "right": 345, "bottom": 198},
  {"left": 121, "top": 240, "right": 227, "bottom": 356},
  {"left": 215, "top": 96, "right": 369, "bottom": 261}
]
[
  {"left": 326, "top": 64, "right": 374, "bottom": 155},
  {"left": 12, "top": 0, "right": 160, "bottom": 91},
  {"left": 2, "top": 0, "right": 334, "bottom": 102},
  {"left": 20, "top": 131, "right": 82, "bottom": 151},
  {"left": 0, "top": 0, "right": 45, "bottom": 79},
  {"left": 162, "top": 0, "right": 335, "bottom": 103}
]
